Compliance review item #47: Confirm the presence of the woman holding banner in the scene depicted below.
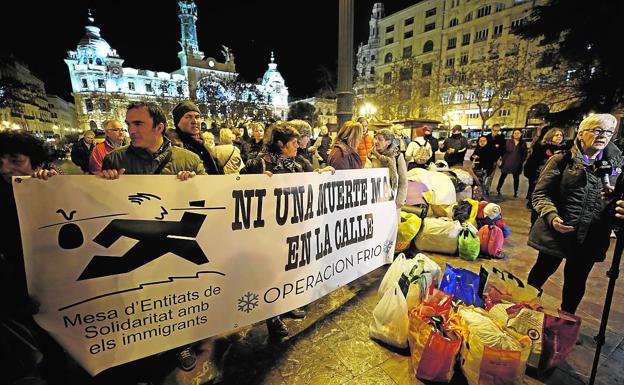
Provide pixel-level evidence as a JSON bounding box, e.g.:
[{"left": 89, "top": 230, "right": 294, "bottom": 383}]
[
  {"left": 328, "top": 121, "right": 364, "bottom": 170},
  {"left": 244, "top": 122, "right": 334, "bottom": 336}
]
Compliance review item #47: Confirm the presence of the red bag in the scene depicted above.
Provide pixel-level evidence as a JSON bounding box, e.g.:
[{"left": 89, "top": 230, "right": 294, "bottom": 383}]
[{"left": 477, "top": 224, "right": 504, "bottom": 258}]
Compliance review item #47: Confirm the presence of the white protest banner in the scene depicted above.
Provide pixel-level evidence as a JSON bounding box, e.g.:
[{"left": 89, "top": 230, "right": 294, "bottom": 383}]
[{"left": 13, "top": 169, "right": 397, "bottom": 375}]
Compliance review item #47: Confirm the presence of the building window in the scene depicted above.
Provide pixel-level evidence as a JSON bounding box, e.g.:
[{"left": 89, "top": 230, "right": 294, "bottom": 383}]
[
  {"left": 97, "top": 79, "right": 105, "bottom": 89},
  {"left": 98, "top": 99, "right": 109, "bottom": 112},
  {"left": 464, "top": 13, "right": 472, "bottom": 22},
  {"left": 424, "top": 22, "right": 436, "bottom": 32},
  {"left": 85, "top": 99, "right": 93, "bottom": 112},
  {"left": 500, "top": 109, "right": 511, "bottom": 117},
  {"left": 95, "top": 58, "right": 103, "bottom": 65},
  {"left": 385, "top": 37, "right": 394, "bottom": 45},
  {"left": 81, "top": 79, "right": 88, "bottom": 89},
  {"left": 475, "top": 28, "right": 489, "bottom": 42},
  {"left": 467, "top": 113, "right": 479, "bottom": 119},
  {"left": 399, "top": 67, "right": 413, "bottom": 81},
  {"left": 423, "top": 40, "right": 434, "bottom": 53},
  {"left": 384, "top": 53, "right": 393, "bottom": 63},
  {"left": 177, "top": 85, "right": 183, "bottom": 94},
  {"left": 421, "top": 62, "right": 433, "bottom": 77},
  {"left": 448, "top": 37, "right": 457, "bottom": 49},
  {"left": 493, "top": 24, "right": 503, "bottom": 37},
  {"left": 449, "top": 18, "right": 459, "bottom": 27},
  {"left": 467, "top": 91, "right": 476, "bottom": 101},
  {"left": 455, "top": 92, "right": 464, "bottom": 102},
  {"left": 476, "top": 5, "right": 492, "bottom": 18},
  {"left": 383, "top": 72, "right": 392, "bottom": 84},
  {"left": 404, "top": 30, "right": 413, "bottom": 39},
  {"left": 421, "top": 83, "right": 431, "bottom": 97},
  {"left": 403, "top": 46, "right": 412, "bottom": 58},
  {"left": 451, "top": 0, "right": 460, "bottom": 8},
  {"left": 511, "top": 18, "right": 527, "bottom": 32},
  {"left": 146, "top": 83, "right": 153, "bottom": 93},
  {"left": 496, "top": 3, "right": 506, "bottom": 12},
  {"left": 128, "top": 82, "right": 135, "bottom": 91},
  {"left": 371, "top": 55, "right": 376, "bottom": 61},
  {"left": 462, "top": 33, "right": 471, "bottom": 46},
  {"left": 444, "top": 75, "right": 453, "bottom": 83},
  {"left": 446, "top": 57, "right": 455, "bottom": 67},
  {"left": 386, "top": 25, "right": 394, "bottom": 33},
  {"left": 404, "top": 17, "right": 414, "bottom": 26},
  {"left": 442, "top": 92, "right": 452, "bottom": 104},
  {"left": 425, "top": 8, "right": 436, "bottom": 17},
  {"left": 370, "top": 67, "right": 375, "bottom": 75},
  {"left": 459, "top": 73, "right": 466, "bottom": 82},
  {"left": 460, "top": 52, "right": 469, "bottom": 65}
]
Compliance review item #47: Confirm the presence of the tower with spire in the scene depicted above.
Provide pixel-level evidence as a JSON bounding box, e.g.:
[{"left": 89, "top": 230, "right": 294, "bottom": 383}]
[
  {"left": 354, "top": 3, "right": 385, "bottom": 112},
  {"left": 261, "top": 52, "right": 289, "bottom": 120}
]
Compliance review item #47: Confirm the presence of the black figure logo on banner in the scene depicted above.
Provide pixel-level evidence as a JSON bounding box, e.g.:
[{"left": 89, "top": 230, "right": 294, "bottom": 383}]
[
  {"left": 78, "top": 200, "right": 211, "bottom": 281},
  {"left": 57, "top": 209, "right": 83, "bottom": 249}
]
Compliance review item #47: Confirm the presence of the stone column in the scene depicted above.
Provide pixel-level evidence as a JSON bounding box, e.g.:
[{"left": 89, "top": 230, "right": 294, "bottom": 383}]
[{"left": 337, "top": 0, "right": 354, "bottom": 129}]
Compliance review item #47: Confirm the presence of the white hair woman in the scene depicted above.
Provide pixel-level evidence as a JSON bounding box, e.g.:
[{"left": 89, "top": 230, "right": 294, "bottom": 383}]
[{"left": 528, "top": 113, "right": 622, "bottom": 315}]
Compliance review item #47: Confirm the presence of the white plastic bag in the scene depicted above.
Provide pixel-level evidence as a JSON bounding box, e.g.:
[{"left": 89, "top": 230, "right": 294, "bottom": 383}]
[
  {"left": 370, "top": 282, "right": 409, "bottom": 348},
  {"left": 379, "top": 253, "right": 417, "bottom": 298}
]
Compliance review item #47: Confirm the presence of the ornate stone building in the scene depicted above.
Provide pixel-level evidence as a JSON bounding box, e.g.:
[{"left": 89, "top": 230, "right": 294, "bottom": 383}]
[
  {"left": 355, "top": 0, "right": 566, "bottom": 130},
  {"left": 65, "top": 1, "right": 288, "bottom": 133}
]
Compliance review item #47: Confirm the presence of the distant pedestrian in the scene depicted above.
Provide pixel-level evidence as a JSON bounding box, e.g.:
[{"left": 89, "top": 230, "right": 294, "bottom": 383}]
[
  {"left": 440, "top": 125, "right": 468, "bottom": 166},
  {"left": 496, "top": 129, "right": 528, "bottom": 197},
  {"left": 356, "top": 117, "right": 374, "bottom": 167},
  {"left": 70, "top": 130, "right": 95, "bottom": 173}
]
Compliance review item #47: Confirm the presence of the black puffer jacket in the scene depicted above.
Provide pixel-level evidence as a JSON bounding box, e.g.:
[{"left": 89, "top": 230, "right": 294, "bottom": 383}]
[{"left": 528, "top": 141, "right": 623, "bottom": 261}]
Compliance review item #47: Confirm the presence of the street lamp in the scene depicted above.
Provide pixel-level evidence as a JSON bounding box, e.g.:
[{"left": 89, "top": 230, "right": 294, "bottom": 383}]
[{"left": 359, "top": 102, "right": 377, "bottom": 119}]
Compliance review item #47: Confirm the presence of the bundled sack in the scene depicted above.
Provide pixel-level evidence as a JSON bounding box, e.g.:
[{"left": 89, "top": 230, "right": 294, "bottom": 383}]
[
  {"left": 477, "top": 224, "right": 504, "bottom": 258},
  {"left": 458, "top": 307, "right": 532, "bottom": 385},
  {"left": 458, "top": 224, "right": 480, "bottom": 261},
  {"left": 403, "top": 254, "right": 442, "bottom": 310},
  {"left": 478, "top": 265, "right": 541, "bottom": 308},
  {"left": 396, "top": 212, "right": 423, "bottom": 252},
  {"left": 490, "top": 303, "right": 581, "bottom": 373},
  {"left": 415, "top": 217, "right": 462, "bottom": 255},
  {"left": 439, "top": 264, "right": 483, "bottom": 307},
  {"left": 454, "top": 199, "right": 479, "bottom": 226},
  {"left": 407, "top": 168, "right": 457, "bottom": 205},
  {"left": 408, "top": 307, "right": 463, "bottom": 382},
  {"left": 370, "top": 282, "right": 410, "bottom": 348}
]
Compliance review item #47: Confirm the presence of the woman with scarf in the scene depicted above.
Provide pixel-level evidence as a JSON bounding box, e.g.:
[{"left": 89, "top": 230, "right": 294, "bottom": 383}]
[
  {"left": 369, "top": 129, "right": 408, "bottom": 216},
  {"left": 243, "top": 122, "right": 333, "bottom": 336}
]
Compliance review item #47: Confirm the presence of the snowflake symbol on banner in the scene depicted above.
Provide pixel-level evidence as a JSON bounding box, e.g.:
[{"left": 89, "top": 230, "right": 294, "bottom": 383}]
[
  {"left": 237, "top": 291, "right": 259, "bottom": 313},
  {"left": 383, "top": 240, "right": 394, "bottom": 253}
]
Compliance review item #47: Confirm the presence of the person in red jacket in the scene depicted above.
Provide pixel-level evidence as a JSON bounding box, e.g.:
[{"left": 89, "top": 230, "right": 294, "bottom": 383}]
[{"left": 89, "top": 119, "right": 125, "bottom": 173}]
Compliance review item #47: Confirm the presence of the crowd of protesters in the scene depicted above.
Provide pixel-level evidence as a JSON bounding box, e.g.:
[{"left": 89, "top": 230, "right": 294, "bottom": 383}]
[{"left": 1, "top": 98, "right": 623, "bottom": 384}]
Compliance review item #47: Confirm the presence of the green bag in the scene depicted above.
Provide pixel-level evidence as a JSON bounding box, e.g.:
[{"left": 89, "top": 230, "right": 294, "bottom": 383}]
[
  {"left": 396, "top": 212, "right": 422, "bottom": 252},
  {"left": 458, "top": 226, "right": 480, "bottom": 261}
]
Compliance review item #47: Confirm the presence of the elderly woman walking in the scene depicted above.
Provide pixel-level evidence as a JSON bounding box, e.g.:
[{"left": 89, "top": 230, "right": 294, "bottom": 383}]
[{"left": 527, "top": 114, "right": 623, "bottom": 314}]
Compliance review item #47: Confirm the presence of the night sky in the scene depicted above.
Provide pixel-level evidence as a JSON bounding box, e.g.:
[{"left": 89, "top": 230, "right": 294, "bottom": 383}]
[{"left": 1, "top": 1, "right": 418, "bottom": 101}]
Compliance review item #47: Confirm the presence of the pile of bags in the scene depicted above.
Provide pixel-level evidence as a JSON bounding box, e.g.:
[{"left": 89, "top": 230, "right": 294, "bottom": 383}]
[
  {"left": 397, "top": 198, "right": 509, "bottom": 259},
  {"left": 370, "top": 255, "right": 581, "bottom": 383}
]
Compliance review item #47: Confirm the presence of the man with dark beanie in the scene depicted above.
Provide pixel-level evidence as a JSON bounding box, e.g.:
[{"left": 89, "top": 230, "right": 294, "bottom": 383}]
[{"left": 167, "top": 100, "right": 221, "bottom": 175}]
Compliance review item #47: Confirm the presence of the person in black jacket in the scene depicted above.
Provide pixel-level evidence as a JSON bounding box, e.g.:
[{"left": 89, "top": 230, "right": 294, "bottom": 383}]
[
  {"left": 439, "top": 125, "right": 468, "bottom": 166},
  {"left": 70, "top": 130, "right": 95, "bottom": 173},
  {"left": 527, "top": 114, "right": 622, "bottom": 315},
  {"left": 423, "top": 125, "right": 439, "bottom": 165},
  {"left": 167, "top": 101, "right": 221, "bottom": 175},
  {"left": 524, "top": 126, "right": 565, "bottom": 216}
]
